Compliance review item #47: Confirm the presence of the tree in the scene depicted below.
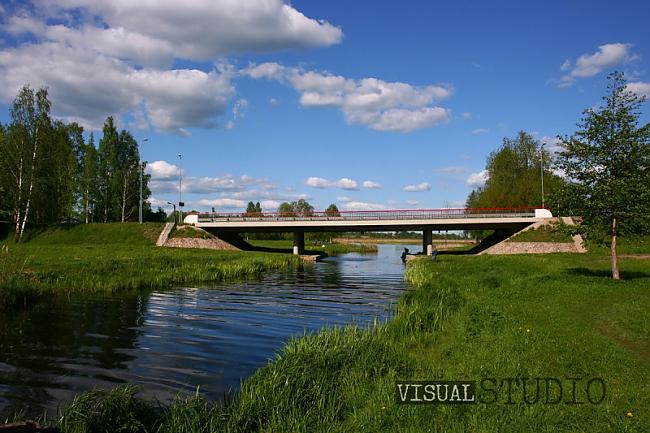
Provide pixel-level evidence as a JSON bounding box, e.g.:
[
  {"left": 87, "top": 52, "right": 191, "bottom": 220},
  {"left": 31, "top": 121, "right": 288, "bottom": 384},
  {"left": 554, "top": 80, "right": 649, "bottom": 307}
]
[
  {"left": 278, "top": 202, "right": 295, "bottom": 217},
  {"left": 555, "top": 72, "right": 650, "bottom": 280},
  {"left": 254, "top": 202, "right": 262, "bottom": 214},
  {"left": 293, "top": 199, "right": 314, "bottom": 217},
  {"left": 80, "top": 133, "right": 99, "bottom": 223},
  {"left": 246, "top": 201, "right": 256, "bottom": 215},
  {"left": 3, "top": 86, "right": 52, "bottom": 240},
  {"left": 325, "top": 203, "right": 341, "bottom": 217},
  {"left": 466, "top": 131, "right": 564, "bottom": 210}
]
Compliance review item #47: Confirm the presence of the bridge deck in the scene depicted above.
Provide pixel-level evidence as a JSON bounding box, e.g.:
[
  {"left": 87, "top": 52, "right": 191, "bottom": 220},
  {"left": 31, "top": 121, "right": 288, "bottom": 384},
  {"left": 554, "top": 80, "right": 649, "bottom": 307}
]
[{"left": 194, "top": 207, "right": 550, "bottom": 233}]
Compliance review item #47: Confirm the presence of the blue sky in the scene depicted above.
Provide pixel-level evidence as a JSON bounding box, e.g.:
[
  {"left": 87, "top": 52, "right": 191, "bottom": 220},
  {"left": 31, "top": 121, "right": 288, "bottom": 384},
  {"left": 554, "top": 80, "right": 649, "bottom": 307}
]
[{"left": 1, "top": 0, "right": 649, "bottom": 213}]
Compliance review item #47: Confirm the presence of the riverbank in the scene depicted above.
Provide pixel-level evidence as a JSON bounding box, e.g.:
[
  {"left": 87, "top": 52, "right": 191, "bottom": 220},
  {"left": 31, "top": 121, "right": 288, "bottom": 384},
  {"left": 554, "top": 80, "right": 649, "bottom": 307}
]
[
  {"left": 48, "top": 248, "right": 649, "bottom": 432},
  {"left": 0, "top": 223, "right": 298, "bottom": 309}
]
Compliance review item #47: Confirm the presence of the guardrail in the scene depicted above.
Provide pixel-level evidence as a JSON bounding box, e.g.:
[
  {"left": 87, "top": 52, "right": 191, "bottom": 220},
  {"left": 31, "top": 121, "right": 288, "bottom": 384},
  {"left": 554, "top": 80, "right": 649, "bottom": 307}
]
[{"left": 196, "top": 207, "right": 539, "bottom": 223}]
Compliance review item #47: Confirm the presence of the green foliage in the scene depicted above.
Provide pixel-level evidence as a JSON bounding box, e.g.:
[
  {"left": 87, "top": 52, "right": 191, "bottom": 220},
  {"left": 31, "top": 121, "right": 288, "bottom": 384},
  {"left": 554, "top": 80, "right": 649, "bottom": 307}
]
[
  {"left": 555, "top": 72, "right": 650, "bottom": 278},
  {"left": 556, "top": 72, "right": 650, "bottom": 239},
  {"left": 0, "top": 88, "right": 151, "bottom": 238},
  {"left": 466, "top": 131, "right": 565, "bottom": 209},
  {"left": 277, "top": 199, "right": 314, "bottom": 217},
  {"left": 325, "top": 203, "right": 340, "bottom": 216},
  {"left": 245, "top": 201, "right": 263, "bottom": 216}
]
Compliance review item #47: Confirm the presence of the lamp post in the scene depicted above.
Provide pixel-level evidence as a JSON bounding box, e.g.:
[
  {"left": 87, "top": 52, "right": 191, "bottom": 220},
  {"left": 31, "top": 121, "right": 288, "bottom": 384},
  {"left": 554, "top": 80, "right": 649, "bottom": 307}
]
[
  {"left": 139, "top": 138, "right": 148, "bottom": 224},
  {"left": 540, "top": 143, "right": 545, "bottom": 208},
  {"left": 178, "top": 153, "right": 183, "bottom": 223},
  {"left": 167, "top": 201, "right": 176, "bottom": 224}
]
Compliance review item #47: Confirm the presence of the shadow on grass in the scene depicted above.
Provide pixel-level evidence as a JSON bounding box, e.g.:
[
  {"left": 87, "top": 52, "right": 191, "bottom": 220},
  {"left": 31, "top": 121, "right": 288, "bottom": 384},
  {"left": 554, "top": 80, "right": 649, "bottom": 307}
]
[{"left": 566, "top": 267, "right": 650, "bottom": 280}]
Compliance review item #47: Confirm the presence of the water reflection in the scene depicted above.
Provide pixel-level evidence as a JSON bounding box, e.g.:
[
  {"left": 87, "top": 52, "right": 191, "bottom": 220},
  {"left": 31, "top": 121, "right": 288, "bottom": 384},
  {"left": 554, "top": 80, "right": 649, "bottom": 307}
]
[{"left": 0, "top": 244, "right": 416, "bottom": 418}]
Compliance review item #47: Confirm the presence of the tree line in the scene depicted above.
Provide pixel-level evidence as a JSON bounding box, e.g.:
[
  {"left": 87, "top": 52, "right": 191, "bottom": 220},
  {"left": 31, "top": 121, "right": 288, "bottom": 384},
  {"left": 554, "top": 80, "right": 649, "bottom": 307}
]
[{"left": 0, "top": 86, "right": 155, "bottom": 241}]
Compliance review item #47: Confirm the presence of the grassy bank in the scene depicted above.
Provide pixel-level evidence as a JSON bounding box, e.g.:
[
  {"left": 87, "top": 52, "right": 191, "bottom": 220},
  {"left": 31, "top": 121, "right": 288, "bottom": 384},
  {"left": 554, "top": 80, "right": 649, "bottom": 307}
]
[
  {"left": 247, "top": 239, "right": 378, "bottom": 254},
  {"left": 50, "top": 250, "right": 649, "bottom": 432},
  {"left": 0, "top": 223, "right": 298, "bottom": 309}
]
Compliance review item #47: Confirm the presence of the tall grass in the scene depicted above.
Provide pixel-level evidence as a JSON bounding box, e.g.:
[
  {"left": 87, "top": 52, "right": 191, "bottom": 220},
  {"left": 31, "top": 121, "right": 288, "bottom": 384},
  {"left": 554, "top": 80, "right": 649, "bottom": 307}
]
[{"left": 0, "top": 223, "right": 298, "bottom": 309}]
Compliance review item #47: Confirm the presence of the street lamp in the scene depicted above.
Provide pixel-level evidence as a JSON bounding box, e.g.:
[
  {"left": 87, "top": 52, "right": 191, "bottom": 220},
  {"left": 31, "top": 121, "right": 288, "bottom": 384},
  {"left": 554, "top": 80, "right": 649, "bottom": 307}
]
[
  {"left": 540, "top": 143, "right": 545, "bottom": 208},
  {"left": 167, "top": 201, "right": 176, "bottom": 224},
  {"left": 139, "top": 138, "right": 149, "bottom": 224},
  {"left": 178, "top": 153, "right": 183, "bottom": 223}
]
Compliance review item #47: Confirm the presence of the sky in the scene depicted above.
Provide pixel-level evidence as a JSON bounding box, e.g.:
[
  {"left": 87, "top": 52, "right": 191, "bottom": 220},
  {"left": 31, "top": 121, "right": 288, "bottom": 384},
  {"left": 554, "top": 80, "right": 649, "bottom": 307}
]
[{"left": 1, "top": 0, "right": 649, "bottom": 214}]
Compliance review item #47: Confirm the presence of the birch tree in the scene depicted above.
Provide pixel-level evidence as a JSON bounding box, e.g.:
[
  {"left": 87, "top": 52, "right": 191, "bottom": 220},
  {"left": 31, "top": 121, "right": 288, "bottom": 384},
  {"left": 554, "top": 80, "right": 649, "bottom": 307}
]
[{"left": 4, "top": 86, "right": 52, "bottom": 241}]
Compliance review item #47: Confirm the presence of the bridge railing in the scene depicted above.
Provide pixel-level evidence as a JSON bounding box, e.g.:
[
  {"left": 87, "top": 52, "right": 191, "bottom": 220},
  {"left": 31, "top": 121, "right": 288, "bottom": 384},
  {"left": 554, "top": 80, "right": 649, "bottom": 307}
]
[{"left": 196, "top": 207, "right": 539, "bottom": 222}]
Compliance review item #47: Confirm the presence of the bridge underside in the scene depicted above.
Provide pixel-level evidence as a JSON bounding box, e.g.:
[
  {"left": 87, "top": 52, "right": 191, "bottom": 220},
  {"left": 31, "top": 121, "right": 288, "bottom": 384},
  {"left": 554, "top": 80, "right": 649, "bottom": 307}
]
[{"left": 198, "top": 217, "right": 541, "bottom": 255}]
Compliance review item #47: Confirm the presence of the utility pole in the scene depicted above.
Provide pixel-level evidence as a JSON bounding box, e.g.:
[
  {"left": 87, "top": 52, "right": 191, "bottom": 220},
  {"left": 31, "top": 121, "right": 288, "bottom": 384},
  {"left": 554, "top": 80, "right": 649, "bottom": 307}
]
[
  {"left": 178, "top": 153, "right": 183, "bottom": 223},
  {"left": 540, "top": 143, "right": 545, "bottom": 208}
]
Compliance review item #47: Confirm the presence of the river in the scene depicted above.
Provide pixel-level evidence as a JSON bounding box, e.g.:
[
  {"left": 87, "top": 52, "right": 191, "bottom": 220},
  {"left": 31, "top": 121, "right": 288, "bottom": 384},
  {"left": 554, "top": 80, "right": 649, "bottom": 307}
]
[{"left": 0, "top": 243, "right": 417, "bottom": 418}]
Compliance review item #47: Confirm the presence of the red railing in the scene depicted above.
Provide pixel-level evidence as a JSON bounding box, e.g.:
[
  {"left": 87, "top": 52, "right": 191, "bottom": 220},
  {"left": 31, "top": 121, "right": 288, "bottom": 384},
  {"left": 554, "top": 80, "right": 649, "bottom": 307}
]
[{"left": 197, "top": 207, "right": 540, "bottom": 222}]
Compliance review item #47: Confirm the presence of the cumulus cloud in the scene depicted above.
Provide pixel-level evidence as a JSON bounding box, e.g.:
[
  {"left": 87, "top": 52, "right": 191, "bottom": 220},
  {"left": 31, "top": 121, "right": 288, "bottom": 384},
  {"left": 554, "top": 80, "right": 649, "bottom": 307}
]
[
  {"left": 471, "top": 128, "right": 489, "bottom": 135},
  {"left": 559, "top": 43, "right": 636, "bottom": 87},
  {"left": 406, "top": 200, "right": 419, "bottom": 206},
  {"left": 627, "top": 81, "right": 650, "bottom": 98},
  {"left": 305, "top": 176, "right": 359, "bottom": 190},
  {"left": 243, "top": 63, "right": 453, "bottom": 132},
  {"left": 461, "top": 112, "right": 472, "bottom": 120},
  {"left": 0, "top": 41, "right": 235, "bottom": 133},
  {"left": 149, "top": 173, "right": 266, "bottom": 195},
  {"left": 403, "top": 182, "right": 431, "bottom": 192},
  {"left": 342, "top": 201, "right": 387, "bottom": 211},
  {"left": 466, "top": 170, "right": 489, "bottom": 188},
  {"left": 362, "top": 180, "right": 381, "bottom": 189},
  {"left": 336, "top": 196, "right": 352, "bottom": 202},
  {"left": 0, "top": 0, "right": 341, "bottom": 132},
  {"left": 147, "top": 160, "right": 180, "bottom": 180}
]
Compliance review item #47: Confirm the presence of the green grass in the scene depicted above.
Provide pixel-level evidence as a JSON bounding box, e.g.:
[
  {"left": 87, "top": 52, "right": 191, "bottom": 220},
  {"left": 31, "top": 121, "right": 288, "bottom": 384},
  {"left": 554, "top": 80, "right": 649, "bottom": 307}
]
[
  {"left": 169, "top": 225, "right": 216, "bottom": 240},
  {"left": 0, "top": 223, "right": 298, "bottom": 309},
  {"left": 50, "top": 250, "right": 649, "bottom": 432},
  {"left": 507, "top": 222, "right": 574, "bottom": 243},
  {"left": 248, "top": 239, "right": 378, "bottom": 254}
]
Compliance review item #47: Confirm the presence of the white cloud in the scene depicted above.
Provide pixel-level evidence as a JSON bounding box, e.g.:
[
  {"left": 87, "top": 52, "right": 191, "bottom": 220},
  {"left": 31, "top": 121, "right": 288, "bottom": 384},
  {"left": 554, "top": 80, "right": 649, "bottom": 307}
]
[
  {"left": 471, "top": 128, "right": 489, "bottom": 135},
  {"left": 198, "top": 198, "right": 246, "bottom": 209},
  {"left": 260, "top": 200, "right": 281, "bottom": 210},
  {"left": 147, "top": 160, "right": 180, "bottom": 180},
  {"left": 336, "top": 196, "right": 352, "bottom": 202},
  {"left": 461, "top": 112, "right": 472, "bottom": 120},
  {"left": 23, "top": 1, "right": 342, "bottom": 63},
  {"left": 233, "top": 98, "right": 248, "bottom": 119},
  {"left": 406, "top": 200, "right": 419, "bottom": 206},
  {"left": 150, "top": 173, "right": 266, "bottom": 195},
  {"left": 243, "top": 63, "right": 452, "bottom": 132},
  {"left": 0, "top": 41, "right": 235, "bottom": 133},
  {"left": 342, "top": 201, "right": 387, "bottom": 211},
  {"left": 627, "top": 81, "right": 650, "bottom": 98},
  {"left": 225, "top": 120, "right": 236, "bottom": 129},
  {"left": 0, "top": 0, "right": 341, "bottom": 132},
  {"left": 435, "top": 166, "right": 467, "bottom": 174},
  {"left": 466, "top": 170, "right": 489, "bottom": 188},
  {"left": 362, "top": 180, "right": 381, "bottom": 189},
  {"left": 305, "top": 177, "right": 331, "bottom": 188},
  {"left": 403, "top": 182, "right": 431, "bottom": 192},
  {"left": 559, "top": 43, "right": 635, "bottom": 87},
  {"left": 269, "top": 97, "right": 279, "bottom": 105},
  {"left": 305, "top": 176, "right": 359, "bottom": 190},
  {"left": 336, "top": 178, "right": 359, "bottom": 190}
]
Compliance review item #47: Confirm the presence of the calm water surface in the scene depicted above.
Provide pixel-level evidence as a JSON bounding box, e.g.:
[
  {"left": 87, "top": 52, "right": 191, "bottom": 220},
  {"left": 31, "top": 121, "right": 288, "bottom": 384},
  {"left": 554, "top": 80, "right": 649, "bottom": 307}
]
[{"left": 0, "top": 244, "right": 418, "bottom": 418}]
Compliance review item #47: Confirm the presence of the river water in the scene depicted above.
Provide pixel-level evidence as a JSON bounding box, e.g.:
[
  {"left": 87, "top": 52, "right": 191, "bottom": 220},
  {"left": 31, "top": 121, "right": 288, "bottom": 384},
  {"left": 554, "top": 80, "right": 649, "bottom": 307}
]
[{"left": 0, "top": 244, "right": 417, "bottom": 418}]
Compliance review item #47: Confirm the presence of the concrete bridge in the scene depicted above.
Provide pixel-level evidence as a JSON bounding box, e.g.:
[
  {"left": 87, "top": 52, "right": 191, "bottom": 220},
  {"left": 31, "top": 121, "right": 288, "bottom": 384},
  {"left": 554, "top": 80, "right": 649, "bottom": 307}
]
[{"left": 190, "top": 207, "right": 553, "bottom": 255}]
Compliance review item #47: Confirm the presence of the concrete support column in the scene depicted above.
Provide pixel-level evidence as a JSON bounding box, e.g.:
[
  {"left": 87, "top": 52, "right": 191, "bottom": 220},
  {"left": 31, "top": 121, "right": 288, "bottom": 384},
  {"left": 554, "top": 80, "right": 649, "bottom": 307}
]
[
  {"left": 293, "top": 232, "right": 305, "bottom": 255},
  {"left": 423, "top": 229, "right": 433, "bottom": 256}
]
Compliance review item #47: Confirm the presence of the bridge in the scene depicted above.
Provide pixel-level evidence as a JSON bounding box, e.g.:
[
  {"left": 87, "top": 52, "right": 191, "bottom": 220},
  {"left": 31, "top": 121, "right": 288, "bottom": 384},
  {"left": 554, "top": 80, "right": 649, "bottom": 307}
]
[{"left": 190, "top": 207, "right": 553, "bottom": 255}]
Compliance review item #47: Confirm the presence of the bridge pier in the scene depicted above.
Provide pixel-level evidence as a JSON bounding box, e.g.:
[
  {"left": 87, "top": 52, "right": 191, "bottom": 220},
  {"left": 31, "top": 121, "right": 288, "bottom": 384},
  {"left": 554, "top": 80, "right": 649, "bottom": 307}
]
[
  {"left": 293, "top": 232, "right": 305, "bottom": 255},
  {"left": 423, "top": 229, "right": 433, "bottom": 256}
]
